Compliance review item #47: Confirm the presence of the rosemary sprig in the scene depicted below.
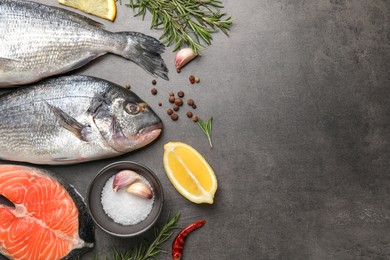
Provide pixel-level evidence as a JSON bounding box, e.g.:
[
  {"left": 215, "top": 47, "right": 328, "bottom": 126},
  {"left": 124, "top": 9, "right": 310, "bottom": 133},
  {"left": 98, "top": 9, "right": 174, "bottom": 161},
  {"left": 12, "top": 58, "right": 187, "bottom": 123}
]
[
  {"left": 198, "top": 117, "right": 213, "bottom": 148},
  {"left": 125, "top": 0, "right": 233, "bottom": 54},
  {"left": 111, "top": 212, "right": 180, "bottom": 260}
]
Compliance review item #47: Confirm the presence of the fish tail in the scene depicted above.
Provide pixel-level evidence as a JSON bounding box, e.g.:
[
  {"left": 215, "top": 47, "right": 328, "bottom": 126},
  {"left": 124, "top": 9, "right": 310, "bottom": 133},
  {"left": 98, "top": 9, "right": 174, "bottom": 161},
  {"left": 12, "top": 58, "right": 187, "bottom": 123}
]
[{"left": 116, "top": 32, "right": 169, "bottom": 80}]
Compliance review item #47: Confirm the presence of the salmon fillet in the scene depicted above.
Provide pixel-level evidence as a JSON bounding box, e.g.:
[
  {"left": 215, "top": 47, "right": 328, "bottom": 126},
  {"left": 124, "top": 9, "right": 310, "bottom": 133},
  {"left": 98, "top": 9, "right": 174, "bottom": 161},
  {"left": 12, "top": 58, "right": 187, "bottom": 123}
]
[{"left": 0, "top": 165, "right": 94, "bottom": 259}]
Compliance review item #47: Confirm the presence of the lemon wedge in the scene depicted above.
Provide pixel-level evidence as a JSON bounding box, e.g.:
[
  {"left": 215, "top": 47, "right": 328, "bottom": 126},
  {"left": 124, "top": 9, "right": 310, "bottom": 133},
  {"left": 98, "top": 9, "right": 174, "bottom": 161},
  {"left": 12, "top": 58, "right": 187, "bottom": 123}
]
[
  {"left": 58, "top": 0, "right": 117, "bottom": 21},
  {"left": 163, "top": 142, "right": 218, "bottom": 204}
]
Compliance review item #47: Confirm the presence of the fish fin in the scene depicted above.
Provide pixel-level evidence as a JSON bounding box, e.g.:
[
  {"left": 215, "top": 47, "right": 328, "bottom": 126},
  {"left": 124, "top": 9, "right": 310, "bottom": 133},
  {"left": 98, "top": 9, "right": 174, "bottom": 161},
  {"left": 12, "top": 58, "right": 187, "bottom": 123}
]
[
  {"left": 52, "top": 157, "right": 81, "bottom": 163},
  {"left": 116, "top": 32, "right": 169, "bottom": 80},
  {"left": 0, "top": 57, "right": 20, "bottom": 69},
  {"left": 0, "top": 57, "right": 18, "bottom": 62},
  {"left": 47, "top": 103, "right": 90, "bottom": 142},
  {"left": 65, "top": 53, "right": 103, "bottom": 72}
]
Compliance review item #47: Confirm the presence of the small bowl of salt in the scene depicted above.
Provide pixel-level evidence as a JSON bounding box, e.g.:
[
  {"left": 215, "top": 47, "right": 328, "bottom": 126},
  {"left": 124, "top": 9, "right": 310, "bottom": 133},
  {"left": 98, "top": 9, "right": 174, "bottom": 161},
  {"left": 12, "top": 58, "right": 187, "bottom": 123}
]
[{"left": 87, "top": 161, "right": 164, "bottom": 237}]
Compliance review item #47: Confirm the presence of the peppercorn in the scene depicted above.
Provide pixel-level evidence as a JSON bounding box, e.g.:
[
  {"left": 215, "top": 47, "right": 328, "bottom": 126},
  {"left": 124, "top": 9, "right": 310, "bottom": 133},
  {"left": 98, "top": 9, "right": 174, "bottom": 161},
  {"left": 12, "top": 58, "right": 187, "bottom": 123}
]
[
  {"left": 158, "top": 102, "right": 162, "bottom": 107},
  {"left": 176, "top": 68, "right": 181, "bottom": 73},
  {"left": 192, "top": 104, "right": 197, "bottom": 109},
  {"left": 178, "top": 91, "right": 184, "bottom": 98},
  {"left": 187, "top": 99, "right": 194, "bottom": 106},
  {"left": 151, "top": 88, "right": 157, "bottom": 95},
  {"left": 175, "top": 98, "right": 183, "bottom": 106},
  {"left": 189, "top": 75, "right": 195, "bottom": 84},
  {"left": 186, "top": 111, "right": 193, "bottom": 118},
  {"left": 171, "top": 113, "right": 179, "bottom": 121},
  {"left": 169, "top": 96, "right": 175, "bottom": 103},
  {"left": 167, "top": 109, "right": 173, "bottom": 115},
  {"left": 173, "top": 104, "right": 180, "bottom": 111},
  {"left": 152, "top": 79, "right": 157, "bottom": 85},
  {"left": 124, "top": 83, "right": 131, "bottom": 89},
  {"left": 169, "top": 91, "right": 175, "bottom": 97},
  {"left": 192, "top": 116, "right": 199, "bottom": 122},
  {"left": 194, "top": 76, "right": 200, "bottom": 83}
]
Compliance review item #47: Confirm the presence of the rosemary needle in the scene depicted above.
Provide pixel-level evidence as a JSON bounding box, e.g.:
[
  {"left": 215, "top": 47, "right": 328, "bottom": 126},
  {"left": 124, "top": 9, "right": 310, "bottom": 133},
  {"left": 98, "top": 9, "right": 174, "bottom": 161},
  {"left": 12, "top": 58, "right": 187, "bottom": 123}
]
[
  {"left": 110, "top": 212, "right": 180, "bottom": 260},
  {"left": 125, "top": 0, "right": 233, "bottom": 54}
]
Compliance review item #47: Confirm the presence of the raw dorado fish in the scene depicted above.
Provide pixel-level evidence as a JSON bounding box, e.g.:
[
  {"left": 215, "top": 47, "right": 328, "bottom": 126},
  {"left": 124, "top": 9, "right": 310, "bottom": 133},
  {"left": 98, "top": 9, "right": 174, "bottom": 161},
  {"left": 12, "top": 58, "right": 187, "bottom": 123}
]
[
  {"left": 0, "top": 75, "right": 162, "bottom": 165},
  {"left": 0, "top": 165, "right": 94, "bottom": 260},
  {"left": 0, "top": 0, "right": 168, "bottom": 87}
]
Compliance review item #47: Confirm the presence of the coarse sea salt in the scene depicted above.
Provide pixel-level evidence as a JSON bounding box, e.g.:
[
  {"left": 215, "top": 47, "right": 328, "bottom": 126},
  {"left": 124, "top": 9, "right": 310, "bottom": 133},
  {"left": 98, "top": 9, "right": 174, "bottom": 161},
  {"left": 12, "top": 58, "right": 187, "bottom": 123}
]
[{"left": 101, "top": 175, "right": 154, "bottom": 225}]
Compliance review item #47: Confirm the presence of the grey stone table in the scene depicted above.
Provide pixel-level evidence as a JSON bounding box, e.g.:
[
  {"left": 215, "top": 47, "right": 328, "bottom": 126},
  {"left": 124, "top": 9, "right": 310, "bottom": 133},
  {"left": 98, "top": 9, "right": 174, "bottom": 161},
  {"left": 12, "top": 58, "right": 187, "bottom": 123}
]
[{"left": 1, "top": 0, "right": 390, "bottom": 259}]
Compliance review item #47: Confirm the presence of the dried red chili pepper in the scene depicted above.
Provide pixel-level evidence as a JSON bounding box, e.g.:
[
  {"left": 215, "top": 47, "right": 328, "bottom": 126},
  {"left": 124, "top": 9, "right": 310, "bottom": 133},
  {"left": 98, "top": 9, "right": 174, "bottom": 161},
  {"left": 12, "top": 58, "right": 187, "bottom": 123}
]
[{"left": 172, "top": 220, "right": 206, "bottom": 260}]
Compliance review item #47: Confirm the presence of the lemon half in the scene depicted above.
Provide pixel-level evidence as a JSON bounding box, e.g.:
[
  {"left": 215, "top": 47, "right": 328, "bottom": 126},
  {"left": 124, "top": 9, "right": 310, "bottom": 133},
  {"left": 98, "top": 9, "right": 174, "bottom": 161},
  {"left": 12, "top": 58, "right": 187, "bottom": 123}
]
[
  {"left": 163, "top": 142, "right": 218, "bottom": 204},
  {"left": 58, "top": 0, "right": 117, "bottom": 21}
]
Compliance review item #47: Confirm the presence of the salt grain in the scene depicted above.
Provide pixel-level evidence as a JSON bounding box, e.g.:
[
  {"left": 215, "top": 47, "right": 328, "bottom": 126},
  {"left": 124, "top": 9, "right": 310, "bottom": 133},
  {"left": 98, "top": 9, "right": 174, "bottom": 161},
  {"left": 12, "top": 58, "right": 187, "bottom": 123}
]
[{"left": 101, "top": 175, "right": 154, "bottom": 225}]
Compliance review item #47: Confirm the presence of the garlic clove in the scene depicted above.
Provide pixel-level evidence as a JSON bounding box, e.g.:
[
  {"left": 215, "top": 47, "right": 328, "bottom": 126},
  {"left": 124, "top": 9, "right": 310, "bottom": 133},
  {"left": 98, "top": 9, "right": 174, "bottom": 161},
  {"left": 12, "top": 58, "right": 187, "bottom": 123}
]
[
  {"left": 126, "top": 182, "right": 153, "bottom": 200},
  {"left": 112, "top": 170, "right": 141, "bottom": 192},
  {"left": 175, "top": 48, "right": 198, "bottom": 69}
]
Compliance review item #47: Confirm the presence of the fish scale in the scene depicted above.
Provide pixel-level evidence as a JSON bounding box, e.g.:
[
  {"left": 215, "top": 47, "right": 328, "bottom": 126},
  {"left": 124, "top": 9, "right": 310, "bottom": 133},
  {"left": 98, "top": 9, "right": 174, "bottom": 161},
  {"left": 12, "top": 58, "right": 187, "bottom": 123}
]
[
  {"left": 2, "top": 23, "right": 108, "bottom": 68},
  {"left": 0, "top": 84, "right": 104, "bottom": 161},
  {"left": 0, "top": 75, "right": 162, "bottom": 165},
  {"left": 0, "top": 0, "right": 168, "bottom": 87}
]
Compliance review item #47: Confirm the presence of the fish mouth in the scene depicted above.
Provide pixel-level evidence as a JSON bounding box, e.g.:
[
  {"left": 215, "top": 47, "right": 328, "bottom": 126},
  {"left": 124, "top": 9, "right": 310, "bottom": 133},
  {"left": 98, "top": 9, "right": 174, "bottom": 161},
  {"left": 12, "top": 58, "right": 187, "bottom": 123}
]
[
  {"left": 135, "top": 122, "right": 163, "bottom": 145},
  {"left": 105, "top": 122, "right": 163, "bottom": 153},
  {"left": 138, "top": 122, "right": 163, "bottom": 135}
]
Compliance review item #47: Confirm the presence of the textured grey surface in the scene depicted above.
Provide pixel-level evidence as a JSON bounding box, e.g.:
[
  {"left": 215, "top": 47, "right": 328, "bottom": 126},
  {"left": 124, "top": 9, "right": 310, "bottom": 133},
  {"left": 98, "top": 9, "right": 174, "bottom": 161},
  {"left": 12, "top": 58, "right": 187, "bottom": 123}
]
[{"left": 1, "top": 0, "right": 390, "bottom": 259}]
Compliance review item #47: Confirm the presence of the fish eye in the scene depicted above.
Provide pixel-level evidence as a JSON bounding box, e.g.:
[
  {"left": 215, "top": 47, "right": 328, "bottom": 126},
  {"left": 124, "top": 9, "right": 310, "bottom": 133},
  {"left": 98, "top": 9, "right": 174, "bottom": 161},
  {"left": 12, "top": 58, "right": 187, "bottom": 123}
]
[{"left": 125, "top": 103, "right": 141, "bottom": 115}]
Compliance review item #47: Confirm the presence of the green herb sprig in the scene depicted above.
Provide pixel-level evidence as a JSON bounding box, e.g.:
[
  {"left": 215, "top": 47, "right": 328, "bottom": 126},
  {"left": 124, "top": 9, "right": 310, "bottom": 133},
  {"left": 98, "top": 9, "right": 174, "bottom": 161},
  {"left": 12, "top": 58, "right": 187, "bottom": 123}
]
[
  {"left": 111, "top": 212, "right": 180, "bottom": 260},
  {"left": 198, "top": 117, "right": 213, "bottom": 148},
  {"left": 124, "top": 0, "right": 233, "bottom": 54}
]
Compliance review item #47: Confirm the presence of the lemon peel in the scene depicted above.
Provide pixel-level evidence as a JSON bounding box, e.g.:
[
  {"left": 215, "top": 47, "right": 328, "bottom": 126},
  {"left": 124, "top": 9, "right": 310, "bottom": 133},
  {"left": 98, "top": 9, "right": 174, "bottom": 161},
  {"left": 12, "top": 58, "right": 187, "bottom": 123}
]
[
  {"left": 58, "top": 0, "right": 117, "bottom": 21},
  {"left": 163, "top": 142, "right": 217, "bottom": 204}
]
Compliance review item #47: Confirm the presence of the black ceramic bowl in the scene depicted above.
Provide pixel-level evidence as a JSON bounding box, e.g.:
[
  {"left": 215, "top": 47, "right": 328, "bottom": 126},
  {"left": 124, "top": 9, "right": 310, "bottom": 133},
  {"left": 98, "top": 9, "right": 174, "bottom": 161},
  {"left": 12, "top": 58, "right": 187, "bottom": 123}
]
[{"left": 87, "top": 161, "right": 164, "bottom": 237}]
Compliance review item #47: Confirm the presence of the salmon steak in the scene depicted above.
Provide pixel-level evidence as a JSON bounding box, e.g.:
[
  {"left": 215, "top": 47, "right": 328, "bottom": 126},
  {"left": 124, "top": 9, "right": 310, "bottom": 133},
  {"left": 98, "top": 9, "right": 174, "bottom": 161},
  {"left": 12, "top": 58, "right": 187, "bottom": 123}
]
[{"left": 0, "top": 165, "right": 94, "bottom": 259}]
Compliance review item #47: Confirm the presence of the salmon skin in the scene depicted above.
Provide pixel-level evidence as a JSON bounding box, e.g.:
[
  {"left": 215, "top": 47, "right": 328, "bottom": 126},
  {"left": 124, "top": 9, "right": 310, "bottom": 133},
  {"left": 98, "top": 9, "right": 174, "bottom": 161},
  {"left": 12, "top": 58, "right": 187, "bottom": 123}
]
[
  {"left": 0, "top": 75, "right": 162, "bottom": 165},
  {"left": 0, "top": 0, "right": 168, "bottom": 87},
  {"left": 0, "top": 165, "right": 94, "bottom": 260}
]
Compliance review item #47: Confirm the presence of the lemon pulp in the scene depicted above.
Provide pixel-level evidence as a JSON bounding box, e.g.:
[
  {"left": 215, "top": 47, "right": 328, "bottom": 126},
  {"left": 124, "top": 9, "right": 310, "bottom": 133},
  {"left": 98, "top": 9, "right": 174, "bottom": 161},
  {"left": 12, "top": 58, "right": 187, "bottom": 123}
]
[
  {"left": 58, "top": 0, "right": 117, "bottom": 21},
  {"left": 163, "top": 142, "right": 217, "bottom": 204}
]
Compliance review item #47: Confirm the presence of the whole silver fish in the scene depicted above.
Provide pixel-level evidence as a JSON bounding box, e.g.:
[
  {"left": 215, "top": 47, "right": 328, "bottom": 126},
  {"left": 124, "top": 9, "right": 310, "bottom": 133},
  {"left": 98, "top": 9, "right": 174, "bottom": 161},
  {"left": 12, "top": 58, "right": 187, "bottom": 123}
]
[
  {"left": 0, "top": 0, "right": 168, "bottom": 87},
  {"left": 0, "top": 75, "right": 163, "bottom": 164}
]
